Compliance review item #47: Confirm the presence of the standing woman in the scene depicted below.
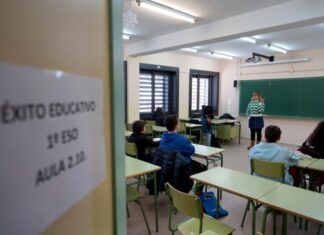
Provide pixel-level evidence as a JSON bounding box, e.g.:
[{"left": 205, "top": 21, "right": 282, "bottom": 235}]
[{"left": 246, "top": 92, "right": 265, "bottom": 149}]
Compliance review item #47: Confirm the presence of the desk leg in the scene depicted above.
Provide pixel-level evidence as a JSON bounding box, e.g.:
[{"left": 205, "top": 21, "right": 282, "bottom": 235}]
[
  {"left": 219, "top": 153, "right": 223, "bottom": 199},
  {"left": 281, "top": 213, "right": 287, "bottom": 235},
  {"left": 217, "top": 189, "right": 221, "bottom": 216},
  {"left": 153, "top": 172, "right": 158, "bottom": 232},
  {"left": 220, "top": 153, "right": 223, "bottom": 167},
  {"left": 238, "top": 121, "right": 241, "bottom": 144},
  {"left": 250, "top": 201, "right": 257, "bottom": 235},
  {"left": 317, "top": 225, "right": 322, "bottom": 235},
  {"left": 205, "top": 158, "right": 209, "bottom": 170}
]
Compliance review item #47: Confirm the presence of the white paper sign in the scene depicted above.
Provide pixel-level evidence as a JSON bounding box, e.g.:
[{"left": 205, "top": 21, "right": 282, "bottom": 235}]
[{"left": 0, "top": 63, "right": 106, "bottom": 235}]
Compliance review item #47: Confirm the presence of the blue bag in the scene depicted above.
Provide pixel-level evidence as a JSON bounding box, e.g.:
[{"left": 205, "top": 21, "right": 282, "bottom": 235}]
[{"left": 199, "top": 191, "right": 228, "bottom": 218}]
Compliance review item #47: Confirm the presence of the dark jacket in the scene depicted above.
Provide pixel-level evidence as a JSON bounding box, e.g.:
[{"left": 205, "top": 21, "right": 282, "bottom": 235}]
[
  {"left": 201, "top": 117, "right": 213, "bottom": 135},
  {"left": 128, "top": 133, "right": 159, "bottom": 162},
  {"left": 152, "top": 111, "right": 165, "bottom": 126},
  {"left": 299, "top": 140, "right": 324, "bottom": 159},
  {"left": 146, "top": 148, "right": 194, "bottom": 194}
]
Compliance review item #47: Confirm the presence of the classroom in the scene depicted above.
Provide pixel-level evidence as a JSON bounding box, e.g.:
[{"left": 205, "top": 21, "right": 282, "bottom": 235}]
[{"left": 0, "top": 0, "right": 324, "bottom": 235}]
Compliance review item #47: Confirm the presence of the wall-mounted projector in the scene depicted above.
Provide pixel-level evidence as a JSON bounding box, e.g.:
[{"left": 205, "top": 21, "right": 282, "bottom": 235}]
[{"left": 245, "top": 52, "right": 274, "bottom": 63}]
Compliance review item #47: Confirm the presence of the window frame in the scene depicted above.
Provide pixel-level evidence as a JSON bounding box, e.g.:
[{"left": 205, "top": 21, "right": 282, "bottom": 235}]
[
  {"left": 139, "top": 63, "right": 179, "bottom": 120},
  {"left": 124, "top": 61, "right": 128, "bottom": 123},
  {"left": 189, "top": 69, "right": 219, "bottom": 118}
]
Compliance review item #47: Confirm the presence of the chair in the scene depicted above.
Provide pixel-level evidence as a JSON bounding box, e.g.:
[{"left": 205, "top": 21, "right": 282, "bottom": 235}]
[
  {"left": 165, "top": 182, "right": 234, "bottom": 235},
  {"left": 125, "top": 141, "right": 137, "bottom": 158},
  {"left": 145, "top": 120, "right": 156, "bottom": 137},
  {"left": 145, "top": 120, "right": 157, "bottom": 126},
  {"left": 179, "top": 121, "right": 197, "bottom": 143},
  {"left": 241, "top": 159, "right": 285, "bottom": 235},
  {"left": 144, "top": 123, "right": 153, "bottom": 137},
  {"left": 125, "top": 141, "right": 146, "bottom": 188},
  {"left": 126, "top": 123, "right": 133, "bottom": 131},
  {"left": 126, "top": 186, "right": 151, "bottom": 234},
  {"left": 152, "top": 125, "right": 166, "bottom": 138}
]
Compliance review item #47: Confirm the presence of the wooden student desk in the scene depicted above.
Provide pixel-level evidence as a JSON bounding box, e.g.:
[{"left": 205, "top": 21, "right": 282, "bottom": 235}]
[
  {"left": 153, "top": 137, "right": 161, "bottom": 142},
  {"left": 192, "top": 143, "right": 225, "bottom": 167},
  {"left": 257, "top": 184, "right": 324, "bottom": 234},
  {"left": 152, "top": 125, "right": 167, "bottom": 137},
  {"left": 185, "top": 123, "right": 202, "bottom": 139},
  {"left": 125, "top": 156, "right": 161, "bottom": 232},
  {"left": 296, "top": 158, "right": 318, "bottom": 169},
  {"left": 190, "top": 167, "right": 281, "bottom": 235},
  {"left": 212, "top": 119, "right": 241, "bottom": 144},
  {"left": 296, "top": 158, "right": 324, "bottom": 191},
  {"left": 307, "top": 159, "right": 324, "bottom": 172}
]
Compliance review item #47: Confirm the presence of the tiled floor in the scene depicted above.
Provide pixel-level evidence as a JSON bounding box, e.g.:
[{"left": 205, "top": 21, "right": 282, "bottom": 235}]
[{"left": 127, "top": 138, "right": 322, "bottom": 235}]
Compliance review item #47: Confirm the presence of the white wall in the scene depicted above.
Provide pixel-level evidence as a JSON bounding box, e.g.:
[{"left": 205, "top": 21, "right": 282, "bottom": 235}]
[
  {"left": 218, "top": 60, "right": 240, "bottom": 117},
  {"left": 125, "top": 48, "right": 324, "bottom": 145},
  {"left": 125, "top": 52, "right": 221, "bottom": 122},
  {"left": 236, "top": 49, "right": 324, "bottom": 145}
]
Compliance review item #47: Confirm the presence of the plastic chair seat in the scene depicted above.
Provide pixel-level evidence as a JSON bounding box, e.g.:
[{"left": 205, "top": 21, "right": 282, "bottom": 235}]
[
  {"left": 125, "top": 141, "right": 137, "bottom": 158},
  {"left": 178, "top": 214, "right": 234, "bottom": 235},
  {"left": 184, "top": 134, "right": 197, "bottom": 142}
]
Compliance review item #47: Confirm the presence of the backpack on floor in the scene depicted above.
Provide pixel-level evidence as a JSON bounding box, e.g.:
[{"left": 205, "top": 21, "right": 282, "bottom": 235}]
[{"left": 199, "top": 191, "right": 229, "bottom": 218}]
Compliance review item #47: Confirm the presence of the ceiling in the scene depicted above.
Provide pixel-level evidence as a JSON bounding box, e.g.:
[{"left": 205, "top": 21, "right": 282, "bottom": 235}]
[{"left": 123, "top": 0, "right": 324, "bottom": 59}]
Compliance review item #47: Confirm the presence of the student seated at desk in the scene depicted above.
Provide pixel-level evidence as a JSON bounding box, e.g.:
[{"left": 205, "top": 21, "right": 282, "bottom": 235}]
[
  {"left": 146, "top": 116, "right": 206, "bottom": 194},
  {"left": 152, "top": 107, "right": 165, "bottom": 126},
  {"left": 249, "top": 125, "right": 309, "bottom": 185},
  {"left": 299, "top": 121, "right": 324, "bottom": 158},
  {"left": 128, "top": 120, "right": 159, "bottom": 162},
  {"left": 293, "top": 121, "right": 324, "bottom": 188},
  {"left": 160, "top": 115, "right": 206, "bottom": 175},
  {"left": 201, "top": 114, "right": 221, "bottom": 148}
]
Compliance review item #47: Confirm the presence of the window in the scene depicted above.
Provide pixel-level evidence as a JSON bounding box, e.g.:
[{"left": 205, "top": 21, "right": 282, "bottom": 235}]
[
  {"left": 191, "top": 77, "right": 210, "bottom": 111},
  {"left": 189, "top": 70, "right": 219, "bottom": 118},
  {"left": 139, "top": 64, "right": 179, "bottom": 119}
]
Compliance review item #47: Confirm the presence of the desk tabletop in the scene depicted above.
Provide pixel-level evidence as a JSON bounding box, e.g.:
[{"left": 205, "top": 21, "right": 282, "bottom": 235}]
[
  {"left": 307, "top": 159, "right": 324, "bottom": 172},
  {"left": 152, "top": 125, "right": 167, "bottom": 132},
  {"left": 296, "top": 158, "right": 318, "bottom": 169},
  {"left": 212, "top": 119, "right": 239, "bottom": 124},
  {"left": 192, "top": 144, "right": 224, "bottom": 157},
  {"left": 125, "top": 130, "right": 132, "bottom": 137},
  {"left": 257, "top": 184, "right": 324, "bottom": 225},
  {"left": 125, "top": 156, "right": 161, "bottom": 179},
  {"left": 186, "top": 123, "right": 202, "bottom": 128},
  {"left": 153, "top": 137, "right": 161, "bottom": 142},
  {"left": 190, "top": 167, "right": 281, "bottom": 201}
]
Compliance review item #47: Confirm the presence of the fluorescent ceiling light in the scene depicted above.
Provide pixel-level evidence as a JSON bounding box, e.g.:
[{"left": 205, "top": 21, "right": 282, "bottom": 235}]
[
  {"left": 137, "top": 0, "right": 197, "bottom": 23},
  {"left": 122, "top": 34, "right": 131, "bottom": 40},
  {"left": 211, "top": 52, "right": 233, "bottom": 60},
  {"left": 181, "top": 48, "right": 198, "bottom": 53},
  {"left": 240, "top": 37, "right": 256, "bottom": 44},
  {"left": 267, "top": 44, "right": 287, "bottom": 54}
]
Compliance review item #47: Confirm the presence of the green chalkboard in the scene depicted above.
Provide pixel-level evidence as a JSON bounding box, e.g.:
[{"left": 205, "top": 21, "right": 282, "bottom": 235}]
[{"left": 239, "top": 77, "right": 324, "bottom": 119}]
